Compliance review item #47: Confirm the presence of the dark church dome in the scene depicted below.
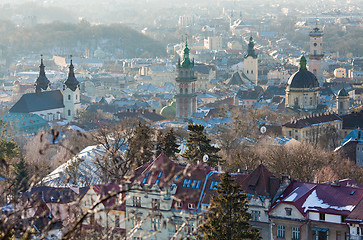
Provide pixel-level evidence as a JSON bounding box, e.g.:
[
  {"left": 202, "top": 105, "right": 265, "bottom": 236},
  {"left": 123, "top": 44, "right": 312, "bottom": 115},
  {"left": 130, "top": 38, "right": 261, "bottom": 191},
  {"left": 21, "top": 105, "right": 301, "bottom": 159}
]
[{"left": 287, "top": 56, "right": 319, "bottom": 89}]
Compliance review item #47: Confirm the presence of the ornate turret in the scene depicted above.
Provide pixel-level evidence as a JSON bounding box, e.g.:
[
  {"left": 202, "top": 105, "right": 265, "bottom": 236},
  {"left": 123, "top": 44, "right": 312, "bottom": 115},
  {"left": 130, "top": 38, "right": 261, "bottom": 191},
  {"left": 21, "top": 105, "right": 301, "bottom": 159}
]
[
  {"left": 179, "top": 40, "right": 194, "bottom": 68},
  {"left": 35, "top": 55, "right": 50, "bottom": 93},
  {"left": 245, "top": 36, "right": 257, "bottom": 59},
  {"left": 176, "top": 39, "right": 197, "bottom": 118},
  {"left": 336, "top": 88, "right": 350, "bottom": 115},
  {"left": 64, "top": 57, "right": 79, "bottom": 91}
]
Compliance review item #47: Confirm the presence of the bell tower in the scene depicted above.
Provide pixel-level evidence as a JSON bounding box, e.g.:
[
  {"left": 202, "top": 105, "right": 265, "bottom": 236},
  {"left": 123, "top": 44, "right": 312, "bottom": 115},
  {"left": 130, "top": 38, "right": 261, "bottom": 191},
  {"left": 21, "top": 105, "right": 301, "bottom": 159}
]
[
  {"left": 309, "top": 19, "right": 324, "bottom": 83},
  {"left": 63, "top": 56, "right": 81, "bottom": 121},
  {"left": 176, "top": 41, "right": 197, "bottom": 118},
  {"left": 243, "top": 37, "right": 258, "bottom": 86}
]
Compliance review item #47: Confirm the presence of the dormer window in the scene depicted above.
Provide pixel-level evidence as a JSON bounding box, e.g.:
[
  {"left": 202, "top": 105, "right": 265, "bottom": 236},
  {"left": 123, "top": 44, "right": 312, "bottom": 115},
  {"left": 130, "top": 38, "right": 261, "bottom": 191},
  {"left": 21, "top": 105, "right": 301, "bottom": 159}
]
[
  {"left": 188, "top": 203, "right": 195, "bottom": 209},
  {"left": 285, "top": 208, "right": 292, "bottom": 216}
]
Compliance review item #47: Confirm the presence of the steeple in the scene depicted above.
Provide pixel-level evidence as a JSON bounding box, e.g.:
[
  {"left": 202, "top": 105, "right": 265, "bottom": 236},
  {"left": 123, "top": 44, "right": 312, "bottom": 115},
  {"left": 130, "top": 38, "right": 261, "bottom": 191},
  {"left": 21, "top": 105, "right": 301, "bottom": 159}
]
[
  {"left": 64, "top": 56, "right": 79, "bottom": 91},
  {"left": 299, "top": 56, "right": 307, "bottom": 70},
  {"left": 180, "top": 39, "right": 194, "bottom": 68},
  {"left": 35, "top": 54, "right": 50, "bottom": 93},
  {"left": 245, "top": 36, "right": 257, "bottom": 59}
]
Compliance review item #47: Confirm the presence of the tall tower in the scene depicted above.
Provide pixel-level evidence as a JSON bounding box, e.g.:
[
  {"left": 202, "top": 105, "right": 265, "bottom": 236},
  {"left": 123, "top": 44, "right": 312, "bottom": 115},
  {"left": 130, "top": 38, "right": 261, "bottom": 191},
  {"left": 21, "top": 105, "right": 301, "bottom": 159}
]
[
  {"left": 309, "top": 20, "right": 324, "bottom": 83},
  {"left": 35, "top": 55, "right": 50, "bottom": 94},
  {"left": 176, "top": 41, "right": 197, "bottom": 118},
  {"left": 63, "top": 57, "right": 81, "bottom": 121},
  {"left": 243, "top": 37, "right": 258, "bottom": 86},
  {"left": 336, "top": 88, "right": 350, "bottom": 115}
]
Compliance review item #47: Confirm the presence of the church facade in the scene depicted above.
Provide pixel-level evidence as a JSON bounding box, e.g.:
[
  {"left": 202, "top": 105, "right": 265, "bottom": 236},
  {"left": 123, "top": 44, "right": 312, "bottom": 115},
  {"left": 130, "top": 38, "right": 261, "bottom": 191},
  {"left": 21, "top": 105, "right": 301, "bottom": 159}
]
[{"left": 9, "top": 57, "right": 80, "bottom": 121}]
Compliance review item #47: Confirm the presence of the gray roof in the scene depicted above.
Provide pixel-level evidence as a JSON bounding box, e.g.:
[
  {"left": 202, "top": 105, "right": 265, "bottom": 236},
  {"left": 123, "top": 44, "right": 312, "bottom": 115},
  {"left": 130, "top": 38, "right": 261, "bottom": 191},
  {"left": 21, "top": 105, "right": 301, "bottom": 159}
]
[{"left": 9, "top": 90, "right": 64, "bottom": 113}]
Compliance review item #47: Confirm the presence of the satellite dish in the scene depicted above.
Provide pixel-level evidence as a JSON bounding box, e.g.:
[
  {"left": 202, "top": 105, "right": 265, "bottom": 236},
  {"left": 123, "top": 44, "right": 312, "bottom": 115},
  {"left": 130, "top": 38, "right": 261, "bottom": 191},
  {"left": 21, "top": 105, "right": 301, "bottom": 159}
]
[
  {"left": 203, "top": 154, "right": 209, "bottom": 163},
  {"left": 260, "top": 126, "right": 267, "bottom": 134}
]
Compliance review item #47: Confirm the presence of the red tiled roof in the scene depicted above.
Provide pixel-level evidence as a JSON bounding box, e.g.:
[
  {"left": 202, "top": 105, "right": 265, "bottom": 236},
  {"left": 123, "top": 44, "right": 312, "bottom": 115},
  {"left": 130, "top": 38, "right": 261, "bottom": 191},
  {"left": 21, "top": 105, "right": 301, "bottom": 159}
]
[{"left": 271, "top": 180, "right": 363, "bottom": 216}]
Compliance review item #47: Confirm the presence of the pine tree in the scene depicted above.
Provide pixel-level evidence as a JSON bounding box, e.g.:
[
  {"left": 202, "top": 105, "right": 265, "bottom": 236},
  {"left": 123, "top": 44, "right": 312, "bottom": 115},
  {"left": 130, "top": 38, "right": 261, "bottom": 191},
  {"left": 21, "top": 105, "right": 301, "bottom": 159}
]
[
  {"left": 156, "top": 128, "right": 180, "bottom": 159},
  {"left": 128, "top": 122, "right": 154, "bottom": 166},
  {"left": 13, "top": 159, "right": 29, "bottom": 193},
  {"left": 182, "top": 124, "right": 221, "bottom": 167},
  {"left": 197, "top": 172, "right": 260, "bottom": 240}
]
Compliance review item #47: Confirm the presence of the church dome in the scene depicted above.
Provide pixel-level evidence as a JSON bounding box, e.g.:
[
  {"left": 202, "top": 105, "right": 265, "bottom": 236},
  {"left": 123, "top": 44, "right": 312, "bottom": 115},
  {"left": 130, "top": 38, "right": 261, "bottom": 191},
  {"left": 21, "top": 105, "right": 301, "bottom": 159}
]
[{"left": 287, "top": 56, "right": 319, "bottom": 89}]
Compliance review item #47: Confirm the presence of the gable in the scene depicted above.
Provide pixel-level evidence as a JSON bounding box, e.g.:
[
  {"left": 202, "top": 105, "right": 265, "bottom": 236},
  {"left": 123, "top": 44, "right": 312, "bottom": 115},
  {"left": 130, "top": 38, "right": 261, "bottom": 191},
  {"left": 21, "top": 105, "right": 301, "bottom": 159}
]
[{"left": 269, "top": 203, "right": 305, "bottom": 220}]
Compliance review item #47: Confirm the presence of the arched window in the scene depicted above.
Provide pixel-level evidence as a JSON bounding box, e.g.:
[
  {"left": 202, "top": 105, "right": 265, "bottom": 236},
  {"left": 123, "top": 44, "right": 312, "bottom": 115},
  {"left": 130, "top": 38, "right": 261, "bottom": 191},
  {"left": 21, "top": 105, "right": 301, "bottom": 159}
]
[
  {"left": 68, "top": 109, "right": 71, "bottom": 116},
  {"left": 247, "top": 70, "right": 249, "bottom": 74},
  {"left": 68, "top": 95, "right": 71, "bottom": 100}
]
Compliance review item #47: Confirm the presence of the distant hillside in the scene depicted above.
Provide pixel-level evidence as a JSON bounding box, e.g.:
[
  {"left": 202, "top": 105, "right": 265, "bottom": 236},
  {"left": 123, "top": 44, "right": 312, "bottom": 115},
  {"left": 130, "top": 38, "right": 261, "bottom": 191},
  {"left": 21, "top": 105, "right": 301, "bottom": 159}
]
[{"left": 0, "top": 20, "right": 166, "bottom": 58}]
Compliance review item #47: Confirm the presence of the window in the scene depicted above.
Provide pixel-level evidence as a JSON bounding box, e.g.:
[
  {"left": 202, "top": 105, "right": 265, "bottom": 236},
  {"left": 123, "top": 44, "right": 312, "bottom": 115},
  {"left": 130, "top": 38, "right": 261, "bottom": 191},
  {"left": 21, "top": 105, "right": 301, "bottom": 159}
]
[
  {"left": 132, "top": 196, "right": 141, "bottom": 207},
  {"left": 151, "top": 217, "right": 161, "bottom": 231},
  {"left": 142, "top": 178, "right": 147, "bottom": 184},
  {"left": 319, "top": 213, "right": 325, "bottom": 221},
  {"left": 188, "top": 203, "right": 195, "bottom": 209},
  {"left": 336, "top": 231, "right": 342, "bottom": 240},
  {"left": 155, "top": 179, "right": 160, "bottom": 185},
  {"left": 196, "top": 180, "right": 201, "bottom": 189},
  {"left": 152, "top": 199, "right": 160, "bottom": 210},
  {"left": 292, "top": 227, "right": 300, "bottom": 240},
  {"left": 68, "top": 94, "right": 71, "bottom": 100},
  {"left": 177, "top": 202, "right": 183, "bottom": 208},
  {"left": 251, "top": 70, "right": 253, "bottom": 74},
  {"left": 90, "top": 213, "right": 95, "bottom": 225},
  {"left": 158, "top": 172, "right": 163, "bottom": 178},
  {"left": 133, "top": 238, "right": 142, "bottom": 240},
  {"left": 191, "top": 180, "right": 197, "bottom": 189},
  {"left": 131, "top": 215, "right": 141, "bottom": 229},
  {"left": 251, "top": 210, "right": 260, "bottom": 221},
  {"left": 210, "top": 181, "right": 219, "bottom": 190},
  {"left": 187, "top": 179, "right": 192, "bottom": 188},
  {"left": 115, "top": 215, "right": 120, "bottom": 228},
  {"left": 344, "top": 232, "right": 350, "bottom": 240},
  {"left": 247, "top": 70, "right": 249, "bottom": 74},
  {"left": 285, "top": 208, "right": 292, "bottom": 216},
  {"left": 289, "top": 131, "right": 292, "bottom": 137},
  {"left": 76, "top": 95, "right": 77, "bottom": 100},
  {"left": 68, "top": 109, "right": 71, "bottom": 116},
  {"left": 277, "top": 225, "right": 285, "bottom": 238}
]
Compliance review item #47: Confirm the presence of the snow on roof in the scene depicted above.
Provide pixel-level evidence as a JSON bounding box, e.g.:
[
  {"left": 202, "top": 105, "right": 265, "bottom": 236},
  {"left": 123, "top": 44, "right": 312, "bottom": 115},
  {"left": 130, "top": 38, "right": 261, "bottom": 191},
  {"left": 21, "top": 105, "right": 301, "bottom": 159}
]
[
  {"left": 302, "top": 189, "right": 354, "bottom": 213},
  {"left": 41, "top": 145, "right": 105, "bottom": 187}
]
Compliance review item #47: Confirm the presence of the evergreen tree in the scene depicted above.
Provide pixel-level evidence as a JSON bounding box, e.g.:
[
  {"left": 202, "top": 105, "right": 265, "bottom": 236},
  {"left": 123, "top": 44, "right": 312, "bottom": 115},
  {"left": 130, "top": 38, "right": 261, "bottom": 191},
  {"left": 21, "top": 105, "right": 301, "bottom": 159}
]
[
  {"left": 197, "top": 172, "right": 260, "bottom": 240},
  {"left": 156, "top": 128, "right": 180, "bottom": 159},
  {"left": 128, "top": 122, "right": 154, "bottom": 166},
  {"left": 13, "top": 159, "right": 29, "bottom": 192},
  {"left": 182, "top": 124, "right": 221, "bottom": 167}
]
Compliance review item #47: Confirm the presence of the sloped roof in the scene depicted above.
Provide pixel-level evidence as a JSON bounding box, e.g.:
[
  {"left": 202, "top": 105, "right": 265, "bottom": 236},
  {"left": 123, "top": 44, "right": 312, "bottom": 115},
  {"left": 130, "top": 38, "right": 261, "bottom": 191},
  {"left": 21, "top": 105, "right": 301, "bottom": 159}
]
[
  {"left": 271, "top": 180, "right": 363, "bottom": 216},
  {"left": 342, "top": 110, "right": 363, "bottom": 129},
  {"left": 9, "top": 90, "right": 64, "bottom": 113},
  {"left": 283, "top": 113, "right": 342, "bottom": 129},
  {"left": 226, "top": 71, "right": 251, "bottom": 86},
  {"left": 346, "top": 198, "right": 363, "bottom": 221}
]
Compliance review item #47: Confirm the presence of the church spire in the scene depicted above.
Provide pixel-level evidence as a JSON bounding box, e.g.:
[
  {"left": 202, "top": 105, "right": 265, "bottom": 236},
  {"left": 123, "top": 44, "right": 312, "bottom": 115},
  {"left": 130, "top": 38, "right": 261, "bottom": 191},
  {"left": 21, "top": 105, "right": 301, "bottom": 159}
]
[
  {"left": 245, "top": 36, "right": 257, "bottom": 59},
  {"left": 64, "top": 55, "right": 79, "bottom": 91},
  {"left": 299, "top": 55, "right": 307, "bottom": 70},
  {"left": 35, "top": 54, "right": 50, "bottom": 93},
  {"left": 180, "top": 39, "right": 194, "bottom": 68}
]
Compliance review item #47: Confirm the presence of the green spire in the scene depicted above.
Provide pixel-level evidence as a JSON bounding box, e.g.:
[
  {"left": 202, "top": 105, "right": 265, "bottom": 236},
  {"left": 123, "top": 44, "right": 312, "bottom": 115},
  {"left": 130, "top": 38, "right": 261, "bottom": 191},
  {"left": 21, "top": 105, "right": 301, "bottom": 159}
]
[
  {"left": 299, "top": 56, "right": 307, "bottom": 70},
  {"left": 245, "top": 36, "right": 257, "bottom": 59},
  {"left": 180, "top": 40, "right": 194, "bottom": 68}
]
